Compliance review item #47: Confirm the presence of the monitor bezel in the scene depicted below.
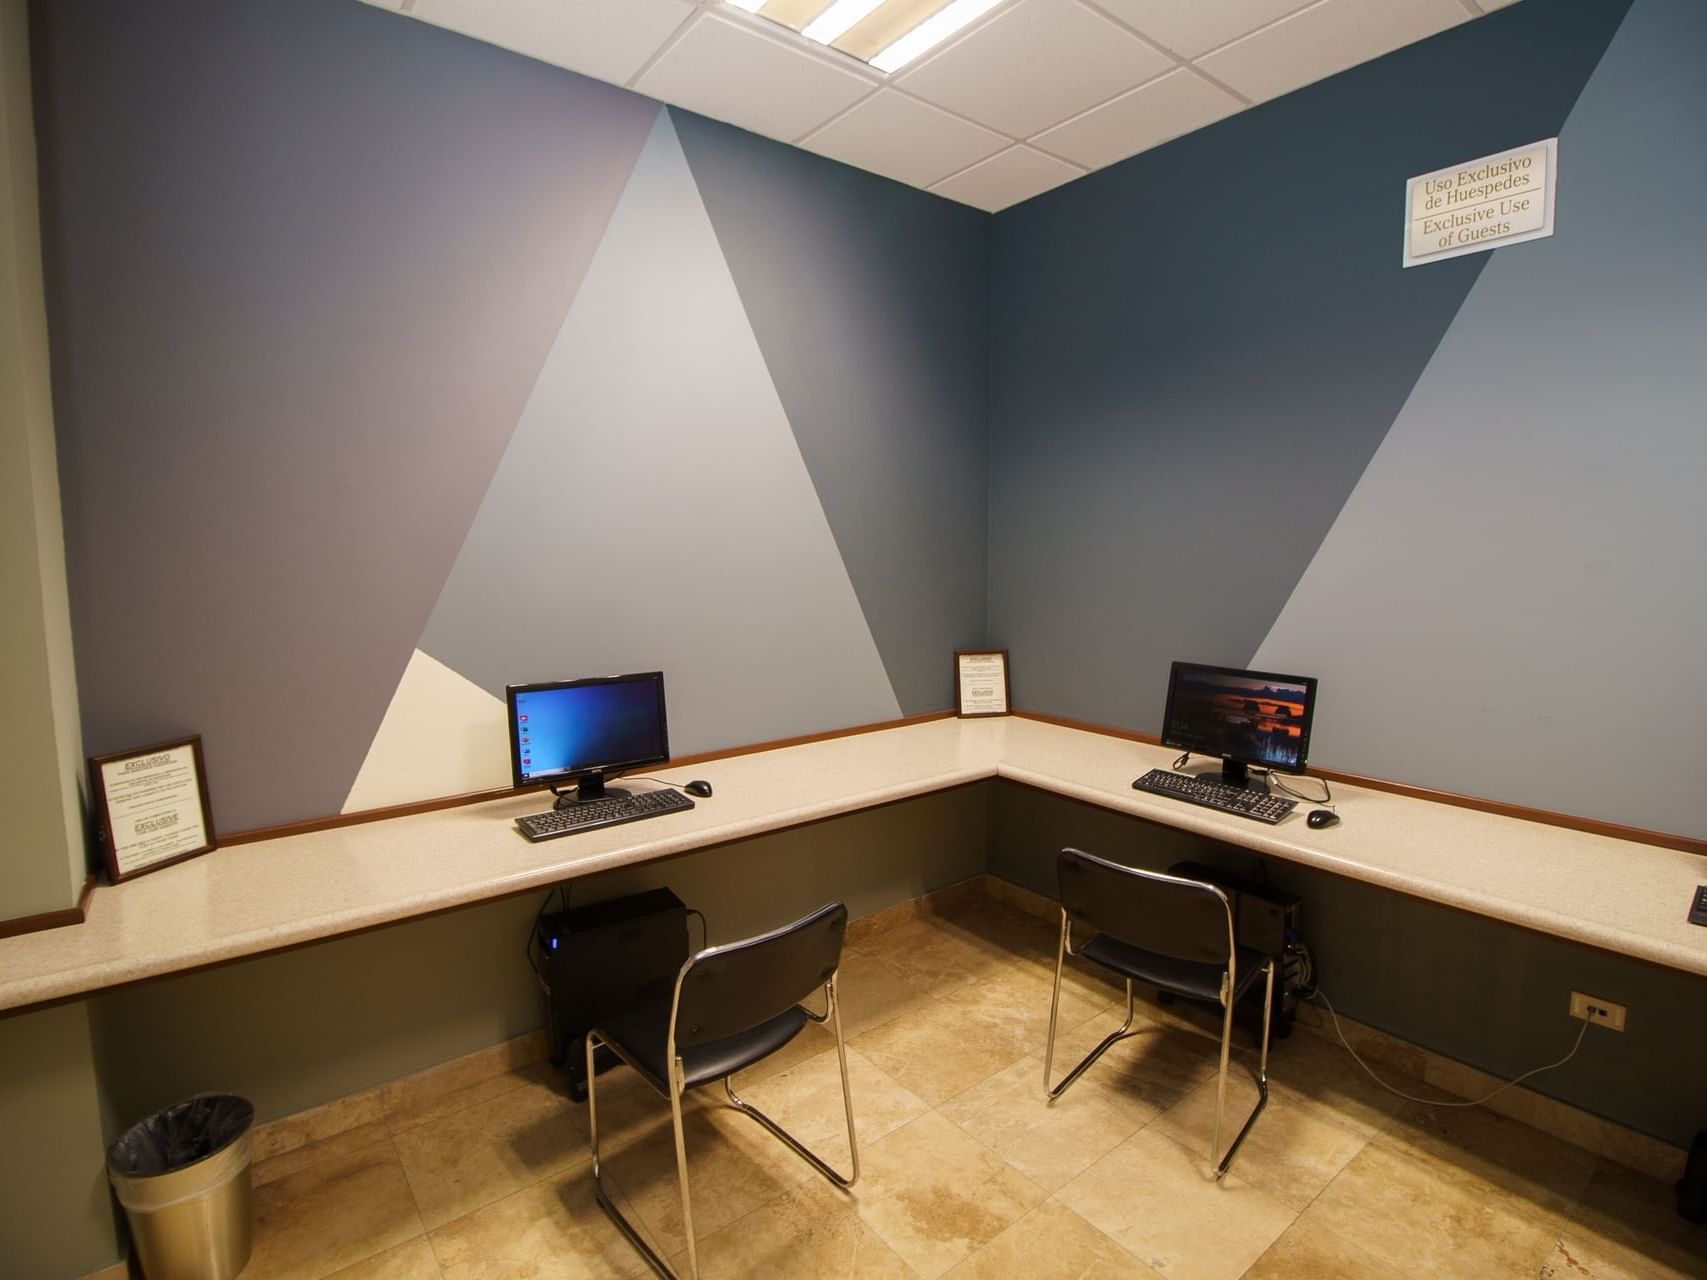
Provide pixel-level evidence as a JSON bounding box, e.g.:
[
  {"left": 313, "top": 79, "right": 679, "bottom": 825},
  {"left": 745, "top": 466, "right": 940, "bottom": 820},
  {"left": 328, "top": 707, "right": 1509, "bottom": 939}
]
[
  {"left": 1159, "top": 660, "right": 1318, "bottom": 777},
  {"left": 504, "top": 671, "right": 671, "bottom": 791}
]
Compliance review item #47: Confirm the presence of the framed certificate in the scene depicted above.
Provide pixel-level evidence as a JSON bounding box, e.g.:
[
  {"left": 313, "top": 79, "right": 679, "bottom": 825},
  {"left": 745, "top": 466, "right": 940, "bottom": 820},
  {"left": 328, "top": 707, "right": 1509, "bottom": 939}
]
[
  {"left": 89, "top": 735, "right": 217, "bottom": 883},
  {"left": 955, "top": 650, "right": 1011, "bottom": 718}
]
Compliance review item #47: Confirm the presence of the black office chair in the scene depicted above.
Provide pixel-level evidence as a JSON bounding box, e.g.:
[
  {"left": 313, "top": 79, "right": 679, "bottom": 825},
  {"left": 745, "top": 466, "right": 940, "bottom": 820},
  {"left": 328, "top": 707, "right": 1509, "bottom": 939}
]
[
  {"left": 1044, "top": 848, "right": 1275, "bottom": 1179},
  {"left": 586, "top": 901, "right": 858, "bottom": 1280}
]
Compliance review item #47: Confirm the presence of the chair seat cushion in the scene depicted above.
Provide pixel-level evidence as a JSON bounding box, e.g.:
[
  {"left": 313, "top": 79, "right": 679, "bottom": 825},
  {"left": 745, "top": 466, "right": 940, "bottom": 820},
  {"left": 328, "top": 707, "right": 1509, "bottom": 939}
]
[
  {"left": 594, "top": 1000, "right": 810, "bottom": 1093},
  {"left": 1079, "top": 933, "right": 1270, "bottom": 1005}
]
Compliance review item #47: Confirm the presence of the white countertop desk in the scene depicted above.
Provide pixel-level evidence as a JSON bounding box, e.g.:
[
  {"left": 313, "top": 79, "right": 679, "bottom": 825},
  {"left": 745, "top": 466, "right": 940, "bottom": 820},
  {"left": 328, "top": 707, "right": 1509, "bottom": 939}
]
[{"left": 3, "top": 716, "right": 1704, "bottom": 1015}]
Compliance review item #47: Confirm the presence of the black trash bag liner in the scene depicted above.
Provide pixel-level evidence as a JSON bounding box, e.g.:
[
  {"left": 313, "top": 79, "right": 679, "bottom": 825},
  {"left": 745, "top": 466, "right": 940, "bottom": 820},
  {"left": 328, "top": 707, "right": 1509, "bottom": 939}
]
[{"left": 107, "top": 1094, "right": 254, "bottom": 1176}]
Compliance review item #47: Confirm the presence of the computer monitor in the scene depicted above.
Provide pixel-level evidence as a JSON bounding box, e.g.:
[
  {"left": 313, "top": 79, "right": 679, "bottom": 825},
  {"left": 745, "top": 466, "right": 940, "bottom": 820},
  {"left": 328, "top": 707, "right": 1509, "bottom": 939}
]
[
  {"left": 506, "top": 672, "right": 670, "bottom": 807},
  {"left": 1160, "top": 661, "right": 1318, "bottom": 790}
]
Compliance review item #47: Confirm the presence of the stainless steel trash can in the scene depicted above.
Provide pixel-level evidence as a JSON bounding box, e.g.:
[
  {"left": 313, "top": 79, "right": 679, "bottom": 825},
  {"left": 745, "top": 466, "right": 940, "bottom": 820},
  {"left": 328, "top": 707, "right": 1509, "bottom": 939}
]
[{"left": 107, "top": 1095, "right": 254, "bottom": 1280}]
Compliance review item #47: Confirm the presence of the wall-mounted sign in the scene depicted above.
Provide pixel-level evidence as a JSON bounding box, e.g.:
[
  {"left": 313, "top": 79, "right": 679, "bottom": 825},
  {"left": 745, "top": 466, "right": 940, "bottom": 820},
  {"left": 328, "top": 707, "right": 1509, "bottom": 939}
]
[
  {"left": 89, "top": 735, "right": 217, "bottom": 883},
  {"left": 1404, "top": 138, "right": 1556, "bottom": 268},
  {"left": 956, "top": 650, "right": 1011, "bottom": 717}
]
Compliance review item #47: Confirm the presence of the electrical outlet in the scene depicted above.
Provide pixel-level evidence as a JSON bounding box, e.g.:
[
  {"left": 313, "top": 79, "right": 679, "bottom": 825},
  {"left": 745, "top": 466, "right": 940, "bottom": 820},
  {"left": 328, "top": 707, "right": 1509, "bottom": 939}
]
[{"left": 1569, "top": 991, "right": 1628, "bottom": 1031}]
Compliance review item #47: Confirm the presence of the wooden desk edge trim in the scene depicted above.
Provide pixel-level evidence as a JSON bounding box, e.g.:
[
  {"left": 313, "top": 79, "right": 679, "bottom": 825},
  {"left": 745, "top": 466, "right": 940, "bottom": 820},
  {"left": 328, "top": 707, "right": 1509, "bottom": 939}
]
[
  {"left": 0, "top": 776, "right": 991, "bottom": 1020},
  {"left": 1011, "top": 710, "right": 1707, "bottom": 857},
  {"left": 9, "top": 709, "right": 1707, "bottom": 1015},
  {"left": 0, "top": 713, "right": 956, "bottom": 944},
  {"left": 0, "top": 876, "right": 97, "bottom": 941},
  {"left": 998, "top": 772, "right": 1702, "bottom": 983},
  {"left": 220, "top": 709, "right": 959, "bottom": 847}
]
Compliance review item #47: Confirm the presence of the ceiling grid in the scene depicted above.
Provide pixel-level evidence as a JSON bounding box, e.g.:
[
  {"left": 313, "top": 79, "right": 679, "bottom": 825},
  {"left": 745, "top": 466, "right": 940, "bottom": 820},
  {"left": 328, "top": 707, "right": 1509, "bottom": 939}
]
[{"left": 367, "top": 0, "right": 1513, "bottom": 210}]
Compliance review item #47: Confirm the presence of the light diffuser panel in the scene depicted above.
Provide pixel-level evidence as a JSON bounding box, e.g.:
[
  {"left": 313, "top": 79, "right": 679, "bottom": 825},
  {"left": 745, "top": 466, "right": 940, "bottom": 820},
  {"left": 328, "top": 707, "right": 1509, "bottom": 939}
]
[
  {"left": 728, "top": 0, "right": 993, "bottom": 71},
  {"left": 756, "top": 0, "right": 836, "bottom": 24},
  {"left": 803, "top": 0, "right": 888, "bottom": 45}
]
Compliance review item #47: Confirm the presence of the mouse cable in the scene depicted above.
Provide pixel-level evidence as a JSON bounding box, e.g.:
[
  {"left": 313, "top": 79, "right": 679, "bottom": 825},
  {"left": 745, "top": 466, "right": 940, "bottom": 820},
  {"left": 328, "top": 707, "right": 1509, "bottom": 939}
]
[
  {"left": 623, "top": 775, "right": 698, "bottom": 792},
  {"left": 1309, "top": 987, "right": 1590, "bottom": 1108}
]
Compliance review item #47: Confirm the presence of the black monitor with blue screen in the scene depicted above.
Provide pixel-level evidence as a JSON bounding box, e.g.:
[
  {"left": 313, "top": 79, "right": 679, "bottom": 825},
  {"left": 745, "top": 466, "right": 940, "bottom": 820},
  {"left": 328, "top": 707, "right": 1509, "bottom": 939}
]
[{"left": 506, "top": 672, "right": 669, "bottom": 807}]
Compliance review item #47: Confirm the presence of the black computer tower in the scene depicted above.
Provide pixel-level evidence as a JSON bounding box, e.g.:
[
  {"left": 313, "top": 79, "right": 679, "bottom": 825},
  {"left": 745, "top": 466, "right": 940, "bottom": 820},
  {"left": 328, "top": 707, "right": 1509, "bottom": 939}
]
[
  {"left": 1168, "top": 860, "right": 1303, "bottom": 1040},
  {"left": 535, "top": 886, "right": 689, "bottom": 1100}
]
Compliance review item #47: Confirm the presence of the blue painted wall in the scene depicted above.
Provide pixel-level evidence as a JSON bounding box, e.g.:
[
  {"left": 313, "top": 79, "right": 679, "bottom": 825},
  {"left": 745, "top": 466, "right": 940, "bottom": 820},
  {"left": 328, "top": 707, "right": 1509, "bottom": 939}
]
[
  {"left": 986, "top": 0, "right": 1707, "bottom": 838},
  {"left": 36, "top": 0, "right": 991, "bottom": 832},
  {"left": 45, "top": 0, "right": 1701, "bottom": 843}
]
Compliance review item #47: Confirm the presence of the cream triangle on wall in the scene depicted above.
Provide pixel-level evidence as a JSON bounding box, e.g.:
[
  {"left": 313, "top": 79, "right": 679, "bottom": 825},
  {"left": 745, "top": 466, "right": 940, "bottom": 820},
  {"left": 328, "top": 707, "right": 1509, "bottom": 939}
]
[{"left": 342, "top": 649, "right": 510, "bottom": 813}]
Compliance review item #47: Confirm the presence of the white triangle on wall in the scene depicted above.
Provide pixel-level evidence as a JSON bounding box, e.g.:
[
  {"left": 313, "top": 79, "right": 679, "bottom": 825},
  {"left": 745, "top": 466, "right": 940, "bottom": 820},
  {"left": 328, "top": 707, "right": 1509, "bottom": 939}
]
[{"left": 342, "top": 648, "right": 510, "bottom": 813}]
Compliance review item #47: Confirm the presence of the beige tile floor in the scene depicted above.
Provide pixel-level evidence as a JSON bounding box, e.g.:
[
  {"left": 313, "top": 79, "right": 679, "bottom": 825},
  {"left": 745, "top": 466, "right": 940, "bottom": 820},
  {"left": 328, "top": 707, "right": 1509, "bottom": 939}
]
[{"left": 184, "top": 898, "right": 1707, "bottom": 1280}]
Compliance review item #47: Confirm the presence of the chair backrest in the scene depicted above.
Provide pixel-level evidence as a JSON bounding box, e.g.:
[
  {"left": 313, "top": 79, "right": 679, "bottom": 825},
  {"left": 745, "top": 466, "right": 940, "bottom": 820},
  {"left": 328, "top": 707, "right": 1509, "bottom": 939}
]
[
  {"left": 670, "top": 901, "right": 848, "bottom": 1050},
  {"left": 1057, "top": 848, "right": 1233, "bottom": 967}
]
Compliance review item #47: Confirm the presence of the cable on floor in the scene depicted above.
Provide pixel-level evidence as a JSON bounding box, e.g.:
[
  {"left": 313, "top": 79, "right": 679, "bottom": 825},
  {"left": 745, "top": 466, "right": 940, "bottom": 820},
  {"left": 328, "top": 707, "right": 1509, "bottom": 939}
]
[{"left": 1309, "top": 986, "right": 1591, "bottom": 1108}]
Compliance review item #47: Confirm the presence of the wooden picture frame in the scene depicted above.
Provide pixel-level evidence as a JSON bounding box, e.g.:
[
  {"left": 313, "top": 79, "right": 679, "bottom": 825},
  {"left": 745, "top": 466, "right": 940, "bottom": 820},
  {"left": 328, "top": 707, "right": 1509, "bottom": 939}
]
[
  {"left": 955, "top": 649, "right": 1011, "bottom": 717},
  {"left": 88, "top": 735, "right": 217, "bottom": 883}
]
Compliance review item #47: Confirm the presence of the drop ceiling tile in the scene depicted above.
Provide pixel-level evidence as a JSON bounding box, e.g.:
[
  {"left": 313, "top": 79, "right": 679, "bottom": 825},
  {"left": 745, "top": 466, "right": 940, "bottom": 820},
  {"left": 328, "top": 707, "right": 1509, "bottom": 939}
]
[
  {"left": 1196, "top": 0, "right": 1473, "bottom": 105},
  {"left": 1085, "top": 0, "right": 1314, "bottom": 60},
  {"left": 634, "top": 13, "right": 878, "bottom": 142},
  {"left": 896, "top": 0, "right": 1174, "bottom": 140},
  {"left": 929, "top": 145, "right": 1083, "bottom": 212},
  {"left": 410, "top": 0, "right": 693, "bottom": 86},
  {"left": 801, "top": 90, "right": 1010, "bottom": 188},
  {"left": 1032, "top": 69, "right": 1243, "bottom": 168}
]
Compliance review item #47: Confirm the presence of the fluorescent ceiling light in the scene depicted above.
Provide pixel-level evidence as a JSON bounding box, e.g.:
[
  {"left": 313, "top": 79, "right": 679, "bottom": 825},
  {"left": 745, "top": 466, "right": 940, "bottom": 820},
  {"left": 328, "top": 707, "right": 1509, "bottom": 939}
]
[
  {"left": 726, "top": 0, "right": 1011, "bottom": 73},
  {"left": 870, "top": 0, "right": 1002, "bottom": 71},
  {"left": 802, "top": 0, "right": 887, "bottom": 45}
]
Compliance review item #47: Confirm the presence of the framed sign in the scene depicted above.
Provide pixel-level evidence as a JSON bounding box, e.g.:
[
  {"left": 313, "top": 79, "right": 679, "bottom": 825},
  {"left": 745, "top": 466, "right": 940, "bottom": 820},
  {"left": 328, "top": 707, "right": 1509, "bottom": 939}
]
[
  {"left": 88, "top": 735, "right": 217, "bottom": 883},
  {"left": 1403, "top": 138, "right": 1557, "bottom": 268},
  {"left": 955, "top": 650, "right": 1011, "bottom": 718}
]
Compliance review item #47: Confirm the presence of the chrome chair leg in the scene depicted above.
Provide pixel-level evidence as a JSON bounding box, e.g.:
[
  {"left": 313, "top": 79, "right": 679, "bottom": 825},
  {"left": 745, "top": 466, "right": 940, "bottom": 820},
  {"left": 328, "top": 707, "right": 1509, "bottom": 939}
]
[
  {"left": 1047, "top": 973, "right": 1141, "bottom": 1100},
  {"left": 587, "top": 1033, "right": 684, "bottom": 1280},
  {"left": 830, "top": 976, "right": 861, "bottom": 1187},
  {"left": 586, "top": 1032, "right": 605, "bottom": 1184},
  {"left": 722, "top": 979, "right": 858, "bottom": 1187},
  {"left": 670, "top": 1059, "right": 699, "bottom": 1280},
  {"left": 1044, "top": 910, "right": 1068, "bottom": 1095},
  {"left": 1257, "top": 960, "right": 1275, "bottom": 1086},
  {"left": 1213, "top": 959, "right": 1275, "bottom": 1180},
  {"left": 1211, "top": 973, "right": 1234, "bottom": 1170}
]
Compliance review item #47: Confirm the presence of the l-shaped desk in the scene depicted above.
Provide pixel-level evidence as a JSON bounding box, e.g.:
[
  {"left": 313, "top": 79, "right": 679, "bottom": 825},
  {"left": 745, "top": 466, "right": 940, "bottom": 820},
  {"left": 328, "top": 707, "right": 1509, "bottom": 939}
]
[{"left": 3, "top": 714, "right": 1705, "bottom": 1015}]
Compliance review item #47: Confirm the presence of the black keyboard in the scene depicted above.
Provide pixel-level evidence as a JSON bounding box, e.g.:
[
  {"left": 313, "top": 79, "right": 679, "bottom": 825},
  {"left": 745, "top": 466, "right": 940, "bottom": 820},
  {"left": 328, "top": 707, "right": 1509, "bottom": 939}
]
[
  {"left": 516, "top": 788, "right": 695, "bottom": 842},
  {"left": 1131, "top": 769, "right": 1296, "bottom": 824}
]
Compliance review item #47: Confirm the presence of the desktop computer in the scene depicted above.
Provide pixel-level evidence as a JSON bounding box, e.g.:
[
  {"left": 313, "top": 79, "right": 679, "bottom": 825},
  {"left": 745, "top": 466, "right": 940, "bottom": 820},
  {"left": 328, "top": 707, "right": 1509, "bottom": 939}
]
[
  {"left": 534, "top": 886, "right": 689, "bottom": 1100},
  {"left": 507, "top": 671, "right": 696, "bottom": 841},
  {"left": 1158, "top": 660, "right": 1318, "bottom": 788},
  {"left": 1169, "top": 859, "right": 1303, "bottom": 1040},
  {"left": 508, "top": 670, "right": 672, "bottom": 803},
  {"left": 1132, "top": 661, "right": 1321, "bottom": 824}
]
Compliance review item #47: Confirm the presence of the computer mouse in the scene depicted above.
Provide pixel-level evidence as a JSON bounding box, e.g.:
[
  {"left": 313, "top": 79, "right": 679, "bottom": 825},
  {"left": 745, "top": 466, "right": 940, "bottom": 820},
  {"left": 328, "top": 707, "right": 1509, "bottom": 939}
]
[
  {"left": 684, "top": 779, "right": 713, "bottom": 799},
  {"left": 1306, "top": 808, "right": 1339, "bottom": 829}
]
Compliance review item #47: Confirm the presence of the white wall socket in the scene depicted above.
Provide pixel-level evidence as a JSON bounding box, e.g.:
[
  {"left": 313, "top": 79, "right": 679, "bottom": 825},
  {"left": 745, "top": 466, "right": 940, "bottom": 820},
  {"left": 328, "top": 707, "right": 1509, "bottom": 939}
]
[{"left": 1569, "top": 991, "right": 1627, "bottom": 1030}]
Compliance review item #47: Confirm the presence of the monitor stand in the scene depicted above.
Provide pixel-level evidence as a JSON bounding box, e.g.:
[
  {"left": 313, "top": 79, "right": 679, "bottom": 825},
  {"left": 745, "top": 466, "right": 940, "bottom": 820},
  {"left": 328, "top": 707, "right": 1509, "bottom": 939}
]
[
  {"left": 1206, "top": 760, "right": 1266, "bottom": 792},
  {"left": 551, "top": 773, "right": 632, "bottom": 809}
]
